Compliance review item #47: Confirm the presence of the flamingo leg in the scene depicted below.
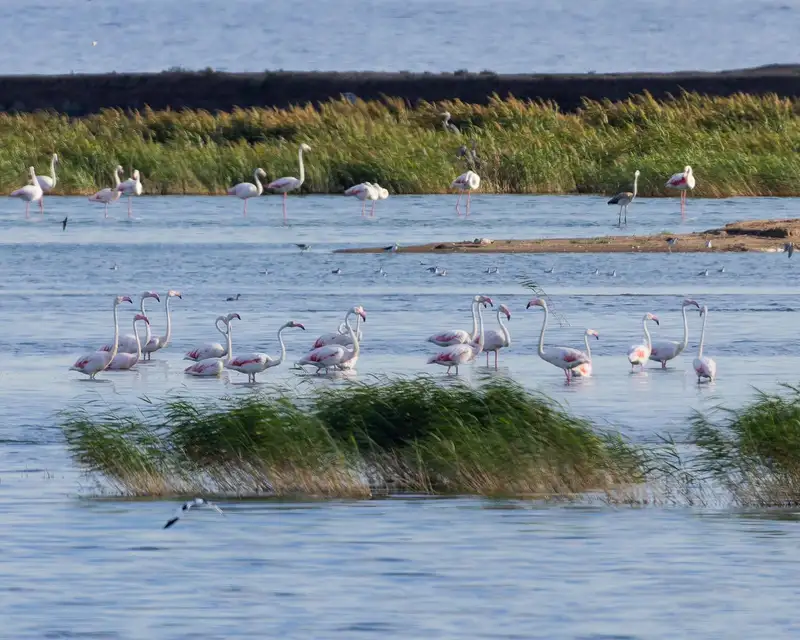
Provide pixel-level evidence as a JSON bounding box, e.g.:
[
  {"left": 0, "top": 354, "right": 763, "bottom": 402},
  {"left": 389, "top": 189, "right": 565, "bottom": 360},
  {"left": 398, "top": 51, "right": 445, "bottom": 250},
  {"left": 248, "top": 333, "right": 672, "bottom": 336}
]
[
  {"left": 495, "top": 351, "right": 498, "bottom": 370},
  {"left": 466, "top": 190, "right": 471, "bottom": 217},
  {"left": 243, "top": 199, "right": 248, "bottom": 217},
  {"left": 39, "top": 198, "right": 44, "bottom": 215},
  {"left": 25, "top": 202, "right": 29, "bottom": 218},
  {"left": 282, "top": 192, "right": 288, "bottom": 225},
  {"left": 486, "top": 351, "right": 489, "bottom": 367},
  {"left": 661, "top": 361, "right": 667, "bottom": 369},
  {"left": 618, "top": 205, "right": 622, "bottom": 226},
  {"left": 455, "top": 191, "right": 463, "bottom": 216},
  {"left": 104, "top": 203, "right": 109, "bottom": 218},
  {"left": 623, "top": 204, "right": 627, "bottom": 225},
  {"left": 361, "top": 200, "right": 365, "bottom": 217},
  {"left": 370, "top": 200, "right": 376, "bottom": 217}
]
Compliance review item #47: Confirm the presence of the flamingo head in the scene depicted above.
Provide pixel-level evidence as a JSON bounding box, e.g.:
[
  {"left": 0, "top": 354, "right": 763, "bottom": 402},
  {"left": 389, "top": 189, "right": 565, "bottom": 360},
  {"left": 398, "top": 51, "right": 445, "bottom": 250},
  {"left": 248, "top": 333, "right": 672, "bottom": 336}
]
[
  {"left": 116, "top": 295, "right": 133, "bottom": 305},
  {"left": 133, "top": 170, "right": 141, "bottom": 179},
  {"left": 134, "top": 313, "right": 150, "bottom": 325},
  {"left": 499, "top": 304, "right": 511, "bottom": 320},
  {"left": 634, "top": 169, "right": 640, "bottom": 177},
  {"left": 226, "top": 313, "right": 241, "bottom": 323},
  {"left": 27, "top": 166, "right": 36, "bottom": 180},
  {"left": 586, "top": 329, "right": 599, "bottom": 340},
  {"left": 256, "top": 168, "right": 267, "bottom": 178},
  {"left": 53, "top": 153, "right": 59, "bottom": 165},
  {"left": 167, "top": 290, "right": 182, "bottom": 299},
  {"left": 288, "top": 321, "right": 306, "bottom": 330},
  {"left": 526, "top": 298, "right": 546, "bottom": 310},
  {"left": 699, "top": 305, "right": 708, "bottom": 317},
  {"left": 352, "top": 306, "right": 367, "bottom": 322},
  {"left": 475, "top": 295, "right": 493, "bottom": 308},
  {"left": 142, "top": 291, "right": 160, "bottom": 302},
  {"left": 116, "top": 164, "right": 124, "bottom": 174},
  {"left": 684, "top": 165, "right": 692, "bottom": 174},
  {"left": 440, "top": 111, "right": 451, "bottom": 119},
  {"left": 300, "top": 143, "right": 312, "bottom": 152},
  {"left": 683, "top": 298, "right": 700, "bottom": 309},
  {"left": 646, "top": 313, "right": 660, "bottom": 325}
]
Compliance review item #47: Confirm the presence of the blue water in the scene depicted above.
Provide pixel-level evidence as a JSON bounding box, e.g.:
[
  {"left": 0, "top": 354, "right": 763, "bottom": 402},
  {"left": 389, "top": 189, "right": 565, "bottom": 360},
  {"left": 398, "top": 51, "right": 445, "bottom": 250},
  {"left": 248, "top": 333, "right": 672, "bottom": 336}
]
[
  {"left": 2, "top": 193, "right": 800, "bottom": 637},
  {"left": 1, "top": 0, "right": 797, "bottom": 75}
]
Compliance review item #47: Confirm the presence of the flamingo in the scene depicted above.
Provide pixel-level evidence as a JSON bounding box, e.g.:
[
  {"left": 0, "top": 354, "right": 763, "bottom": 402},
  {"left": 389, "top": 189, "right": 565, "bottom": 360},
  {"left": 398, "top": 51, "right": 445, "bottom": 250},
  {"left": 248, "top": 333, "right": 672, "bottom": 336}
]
[
  {"left": 226, "top": 320, "right": 306, "bottom": 382},
  {"left": 608, "top": 169, "right": 639, "bottom": 226},
  {"left": 427, "top": 295, "right": 493, "bottom": 346},
  {"left": 267, "top": 143, "right": 311, "bottom": 225},
  {"left": 526, "top": 298, "right": 590, "bottom": 383},
  {"left": 107, "top": 314, "right": 150, "bottom": 370},
  {"left": 35, "top": 153, "right": 59, "bottom": 212},
  {"left": 335, "top": 313, "right": 365, "bottom": 370},
  {"left": 10, "top": 167, "right": 44, "bottom": 218},
  {"left": 228, "top": 168, "right": 266, "bottom": 216},
  {"left": 88, "top": 165, "right": 124, "bottom": 217},
  {"left": 649, "top": 299, "right": 700, "bottom": 368},
  {"left": 572, "top": 330, "right": 600, "bottom": 378},
  {"left": 100, "top": 290, "right": 160, "bottom": 354},
  {"left": 451, "top": 170, "right": 480, "bottom": 216},
  {"left": 69, "top": 295, "right": 133, "bottom": 379},
  {"left": 184, "top": 313, "right": 241, "bottom": 361},
  {"left": 312, "top": 307, "right": 365, "bottom": 349},
  {"left": 428, "top": 301, "right": 486, "bottom": 375},
  {"left": 693, "top": 305, "right": 717, "bottom": 383},
  {"left": 296, "top": 306, "right": 366, "bottom": 373},
  {"left": 627, "top": 313, "right": 660, "bottom": 371},
  {"left": 117, "top": 169, "right": 143, "bottom": 218},
  {"left": 475, "top": 303, "right": 511, "bottom": 369},
  {"left": 344, "top": 182, "right": 378, "bottom": 216},
  {"left": 142, "top": 290, "right": 181, "bottom": 360},
  {"left": 440, "top": 111, "right": 459, "bottom": 134},
  {"left": 665, "top": 165, "right": 696, "bottom": 216},
  {"left": 366, "top": 183, "right": 388, "bottom": 217},
  {"left": 184, "top": 313, "right": 236, "bottom": 377}
]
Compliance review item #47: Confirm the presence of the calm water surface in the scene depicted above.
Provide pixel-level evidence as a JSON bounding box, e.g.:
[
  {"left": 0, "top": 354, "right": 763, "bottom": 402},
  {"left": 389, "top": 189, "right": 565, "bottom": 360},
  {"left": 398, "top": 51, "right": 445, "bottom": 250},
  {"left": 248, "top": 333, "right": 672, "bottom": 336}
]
[{"left": 2, "top": 194, "right": 800, "bottom": 638}]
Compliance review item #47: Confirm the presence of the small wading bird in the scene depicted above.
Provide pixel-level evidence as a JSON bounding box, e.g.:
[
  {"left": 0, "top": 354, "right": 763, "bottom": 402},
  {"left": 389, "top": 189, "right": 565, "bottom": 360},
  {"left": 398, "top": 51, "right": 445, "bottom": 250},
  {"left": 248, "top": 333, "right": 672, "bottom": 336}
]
[
  {"left": 228, "top": 168, "right": 266, "bottom": 216},
  {"left": 628, "top": 313, "right": 660, "bottom": 371},
  {"left": 475, "top": 303, "right": 511, "bottom": 369},
  {"left": 61, "top": 216, "right": 68, "bottom": 231},
  {"left": 665, "top": 165, "right": 696, "bottom": 216},
  {"left": 527, "top": 298, "right": 590, "bottom": 383},
  {"left": 296, "top": 244, "right": 310, "bottom": 252},
  {"left": 117, "top": 169, "right": 143, "bottom": 218},
  {"left": 571, "top": 329, "right": 600, "bottom": 378},
  {"left": 649, "top": 299, "right": 700, "bottom": 368},
  {"left": 35, "top": 153, "right": 59, "bottom": 213},
  {"left": 88, "top": 165, "right": 124, "bottom": 217},
  {"left": 225, "top": 320, "right": 306, "bottom": 383},
  {"left": 785, "top": 242, "right": 794, "bottom": 258},
  {"left": 693, "top": 305, "right": 717, "bottom": 383},
  {"left": 10, "top": 167, "right": 44, "bottom": 218},
  {"left": 69, "top": 295, "right": 133, "bottom": 379},
  {"left": 226, "top": 293, "right": 241, "bottom": 302},
  {"left": 267, "top": 143, "right": 311, "bottom": 225},
  {"left": 163, "top": 498, "right": 224, "bottom": 529},
  {"left": 608, "top": 169, "right": 640, "bottom": 226}
]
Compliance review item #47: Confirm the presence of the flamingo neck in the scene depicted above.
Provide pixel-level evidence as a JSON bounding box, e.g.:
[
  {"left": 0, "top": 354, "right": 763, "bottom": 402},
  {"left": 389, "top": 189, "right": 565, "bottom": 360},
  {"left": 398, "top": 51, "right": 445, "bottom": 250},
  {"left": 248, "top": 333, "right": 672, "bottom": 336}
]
[
  {"left": 109, "top": 301, "right": 121, "bottom": 360},
  {"left": 214, "top": 316, "right": 229, "bottom": 355},
  {"left": 697, "top": 312, "right": 708, "bottom": 358},
  {"left": 29, "top": 168, "right": 37, "bottom": 185},
  {"left": 224, "top": 321, "right": 233, "bottom": 363},
  {"left": 161, "top": 296, "right": 173, "bottom": 347},
  {"left": 677, "top": 304, "right": 691, "bottom": 354},
  {"left": 345, "top": 312, "right": 362, "bottom": 341},
  {"left": 632, "top": 172, "right": 638, "bottom": 200},
  {"left": 140, "top": 297, "right": 153, "bottom": 346},
  {"left": 253, "top": 169, "right": 264, "bottom": 196},
  {"left": 497, "top": 309, "right": 511, "bottom": 346},
  {"left": 469, "top": 300, "right": 480, "bottom": 341},
  {"left": 273, "top": 325, "right": 288, "bottom": 367},
  {"left": 642, "top": 316, "right": 653, "bottom": 350},
  {"left": 132, "top": 318, "right": 143, "bottom": 362},
  {"left": 537, "top": 303, "right": 548, "bottom": 357},
  {"left": 347, "top": 315, "right": 361, "bottom": 358},
  {"left": 584, "top": 334, "right": 593, "bottom": 360},
  {"left": 297, "top": 147, "right": 306, "bottom": 186},
  {"left": 49, "top": 155, "right": 57, "bottom": 186},
  {"left": 473, "top": 304, "right": 485, "bottom": 355},
  {"left": 113, "top": 167, "right": 122, "bottom": 188}
]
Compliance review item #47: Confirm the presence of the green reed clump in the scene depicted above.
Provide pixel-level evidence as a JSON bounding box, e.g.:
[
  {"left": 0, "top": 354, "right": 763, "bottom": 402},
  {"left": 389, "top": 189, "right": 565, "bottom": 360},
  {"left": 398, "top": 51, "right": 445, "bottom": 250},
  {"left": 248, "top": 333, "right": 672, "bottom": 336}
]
[
  {"left": 4, "top": 91, "right": 800, "bottom": 197},
  {"left": 60, "top": 377, "right": 643, "bottom": 499}
]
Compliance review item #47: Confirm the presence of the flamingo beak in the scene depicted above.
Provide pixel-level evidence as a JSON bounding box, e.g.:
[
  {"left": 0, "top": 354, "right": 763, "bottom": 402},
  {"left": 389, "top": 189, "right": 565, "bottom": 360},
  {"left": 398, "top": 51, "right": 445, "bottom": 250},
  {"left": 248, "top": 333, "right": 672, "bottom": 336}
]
[
  {"left": 122, "top": 296, "right": 133, "bottom": 303},
  {"left": 654, "top": 318, "right": 660, "bottom": 325},
  {"left": 233, "top": 313, "right": 241, "bottom": 321},
  {"left": 296, "top": 323, "right": 306, "bottom": 330},
  {"left": 143, "top": 317, "right": 150, "bottom": 325},
  {"left": 594, "top": 334, "right": 599, "bottom": 340},
  {"left": 152, "top": 293, "right": 161, "bottom": 302},
  {"left": 526, "top": 302, "right": 532, "bottom": 309},
  {"left": 360, "top": 312, "right": 367, "bottom": 322}
]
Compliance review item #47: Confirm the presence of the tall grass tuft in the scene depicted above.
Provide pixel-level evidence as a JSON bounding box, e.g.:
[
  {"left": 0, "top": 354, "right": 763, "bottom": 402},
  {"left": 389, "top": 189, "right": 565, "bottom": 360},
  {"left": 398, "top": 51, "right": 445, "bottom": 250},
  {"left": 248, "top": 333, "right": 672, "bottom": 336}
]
[
  {"left": 4, "top": 92, "right": 800, "bottom": 197},
  {"left": 60, "top": 377, "right": 644, "bottom": 499}
]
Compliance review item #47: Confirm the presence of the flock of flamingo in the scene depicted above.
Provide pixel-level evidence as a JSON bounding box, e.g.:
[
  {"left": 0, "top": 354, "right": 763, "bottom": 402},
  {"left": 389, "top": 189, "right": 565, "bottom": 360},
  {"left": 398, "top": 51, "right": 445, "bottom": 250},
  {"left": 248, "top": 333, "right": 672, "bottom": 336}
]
[{"left": 69, "top": 291, "right": 716, "bottom": 385}]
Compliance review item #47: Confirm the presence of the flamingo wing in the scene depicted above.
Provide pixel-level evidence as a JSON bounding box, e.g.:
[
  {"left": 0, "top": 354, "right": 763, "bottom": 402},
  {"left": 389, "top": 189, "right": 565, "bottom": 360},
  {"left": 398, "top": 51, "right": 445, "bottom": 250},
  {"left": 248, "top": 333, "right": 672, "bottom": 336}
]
[
  {"left": 427, "top": 329, "right": 471, "bottom": 346},
  {"left": 543, "top": 347, "right": 589, "bottom": 369},
  {"left": 268, "top": 177, "right": 301, "bottom": 192},
  {"left": 229, "top": 182, "right": 259, "bottom": 199},
  {"left": 36, "top": 175, "right": 55, "bottom": 191},
  {"left": 648, "top": 340, "right": 679, "bottom": 362},
  {"left": 665, "top": 172, "right": 687, "bottom": 188},
  {"left": 628, "top": 345, "right": 650, "bottom": 364},
  {"left": 184, "top": 342, "right": 226, "bottom": 361},
  {"left": 226, "top": 353, "right": 268, "bottom": 373},
  {"left": 107, "top": 352, "right": 138, "bottom": 370}
]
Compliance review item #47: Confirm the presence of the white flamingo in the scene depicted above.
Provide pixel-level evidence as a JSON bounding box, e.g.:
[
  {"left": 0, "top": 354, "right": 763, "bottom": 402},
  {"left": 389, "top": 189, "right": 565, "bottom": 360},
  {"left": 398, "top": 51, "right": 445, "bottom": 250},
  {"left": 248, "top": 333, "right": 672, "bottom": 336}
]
[
  {"left": 184, "top": 313, "right": 241, "bottom": 361},
  {"left": 476, "top": 303, "right": 511, "bottom": 369},
  {"left": 35, "top": 153, "right": 59, "bottom": 212},
  {"left": 334, "top": 313, "right": 365, "bottom": 370},
  {"left": 267, "top": 143, "right": 311, "bottom": 225},
  {"left": 184, "top": 314, "right": 236, "bottom": 377},
  {"left": 649, "top": 299, "right": 700, "bottom": 368},
  {"left": 228, "top": 168, "right": 266, "bottom": 216},
  {"left": 117, "top": 169, "right": 143, "bottom": 218},
  {"left": 312, "top": 307, "right": 365, "bottom": 349},
  {"left": 88, "top": 165, "right": 124, "bottom": 217},
  {"left": 527, "top": 298, "right": 590, "bottom": 383},
  {"left": 628, "top": 313, "right": 660, "bottom": 371},
  {"left": 608, "top": 169, "right": 639, "bottom": 225},
  {"left": 69, "top": 295, "right": 133, "bottom": 379},
  {"left": 10, "top": 167, "right": 44, "bottom": 218},
  {"left": 107, "top": 314, "right": 150, "bottom": 370},
  {"left": 427, "top": 295, "right": 493, "bottom": 346},
  {"left": 142, "top": 290, "right": 181, "bottom": 360},
  {"left": 226, "top": 320, "right": 306, "bottom": 382},
  {"left": 693, "top": 305, "right": 717, "bottom": 383},
  {"left": 665, "top": 165, "right": 696, "bottom": 216},
  {"left": 296, "top": 306, "right": 366, "bottom": 373},
  {"left": 344, "top": 182, "right": 378, "bottom": 216},
  {"left": 428, "top": 301, "right": 486, "bottom": 375},
  {"left": 100, "top": 290, "right": 160, "bottom": 354},
  {"left": 451, "top": 170, "right": 480, "bottom": 216},
  {"left": 572, "top": 330, "right": 600, "bottom": 378}
]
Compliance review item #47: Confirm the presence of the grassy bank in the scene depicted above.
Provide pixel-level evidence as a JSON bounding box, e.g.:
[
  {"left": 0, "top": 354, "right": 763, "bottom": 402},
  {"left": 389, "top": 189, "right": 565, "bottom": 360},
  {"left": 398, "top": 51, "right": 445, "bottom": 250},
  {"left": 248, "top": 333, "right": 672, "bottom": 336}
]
[
  {"left": 4, "top": 92, "right": 800, "bottom": 197},
  {"left": 61, "top": 377, "right": 643, "bottom": 499}
]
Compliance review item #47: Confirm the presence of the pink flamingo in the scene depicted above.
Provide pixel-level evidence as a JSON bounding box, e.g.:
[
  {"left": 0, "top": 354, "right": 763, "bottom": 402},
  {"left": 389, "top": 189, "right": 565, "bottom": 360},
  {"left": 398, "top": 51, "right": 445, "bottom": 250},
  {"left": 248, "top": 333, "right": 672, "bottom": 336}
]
[
  {"left": 10, "top": 167, "right": 44, "bottom": 218},
  {"left": 526, "top": 298, "right": 590, "bottom": 383},
  {"left": 296, "top": 306, "right": 366, "bottom": 373},
  {"left": 226, "top": 320, "right": 306, "bottom": 382},
  {"left": 184, "top": 313, "right": 238, "bottom": 377},
  {"left": 428, "top": 300, "right": 486, "bottom": 374},
  {"left": 476, "top": 303, "right": 511, "bottom": 369},
  {"left": 427, "top": 295, "right": 493, "bottom": 346},
  {"left": 100, "top": 291, "right": 160, "bottom": 354},
  {"left": 35, "top": 153, "right": 59, "bottom": 213},
  {"left": 693, "top": 305, "right": 717, "bottom": 383},
  {"left": 69, "top": 295, "right": 133, "bottom": 379},
  {"left": 142, "top": 290, "right": 182, "bottom": 360},
  {"left": 665, "top": 165, "right": 696, "bottom": 216},
  {"left": 228, "top": 168, "right": 266, "bottom": 216},
  {"left": 267, "top": 143, "right": 311, "bottom": 225},
  {"left": 107, "top": 314, "right": 150, "bottom": 370},
  {"left": 312, "top": 307, "right": 365, "bottom": 349},
  {"left": 451, "top": 170, "right": 480, "bottom": 216},
  {"left": 184, "top": 313, "right": 241, "bottom": 361},
  {"left": 627, "top": 313, "right": 660, "bottom": 371},
  {"left": 572, "top": 330, "right": 600, "bottom": 378},
  {"left": 649, "top": 299, "right": 700, "bottom": 368},
  {"left": 116, "top": 169, "right": 142, "bottom": 218},
  {"left": 344, "top": 182, "right": 378, "bottom": 216},
  {"left": 88, "top": 165, "right": 124, "bottom": 217}
]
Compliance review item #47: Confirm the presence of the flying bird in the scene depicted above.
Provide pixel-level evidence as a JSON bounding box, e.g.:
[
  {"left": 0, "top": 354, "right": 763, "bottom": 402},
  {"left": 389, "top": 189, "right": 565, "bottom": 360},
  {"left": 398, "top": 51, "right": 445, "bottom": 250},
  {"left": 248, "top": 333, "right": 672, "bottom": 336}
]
[
  {"left": 296, "top": 244, "right": 310, "bottom": 252},
  {"left": 61, "top": 216, "right": 68, "bottom": 231},
  {"left": 163, "top": 498, "right": 224, "bottom": 529}
]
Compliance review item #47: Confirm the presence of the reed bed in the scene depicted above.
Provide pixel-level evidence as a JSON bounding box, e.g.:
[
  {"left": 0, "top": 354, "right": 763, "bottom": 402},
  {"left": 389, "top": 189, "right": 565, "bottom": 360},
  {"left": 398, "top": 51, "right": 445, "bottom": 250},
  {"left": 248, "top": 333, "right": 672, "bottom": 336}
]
[
  {"left": 4, "top": 92, "right": 800, "bottom": 197},
  {"left": 60, "top": 377, "right": 644, "bottom": 499}
]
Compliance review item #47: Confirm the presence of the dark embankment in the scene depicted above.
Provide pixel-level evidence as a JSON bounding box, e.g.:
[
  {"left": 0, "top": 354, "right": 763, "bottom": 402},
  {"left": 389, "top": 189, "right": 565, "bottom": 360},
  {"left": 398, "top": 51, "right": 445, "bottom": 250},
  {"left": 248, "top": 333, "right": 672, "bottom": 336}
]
[{"left": 2, "top": 65, "right": 800, "bottom": 115}]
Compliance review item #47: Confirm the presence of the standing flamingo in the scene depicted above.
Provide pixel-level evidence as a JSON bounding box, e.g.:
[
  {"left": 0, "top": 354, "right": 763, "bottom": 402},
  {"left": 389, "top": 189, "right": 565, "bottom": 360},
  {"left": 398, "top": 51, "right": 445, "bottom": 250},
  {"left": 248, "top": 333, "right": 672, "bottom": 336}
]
[
  {"left": 142, "top": 290, "right": 181, "bottom": 360},
  {"left": 296, "top": 306, "right": 366, "bottom": 373},
  {"left": 451, "top": 170, "right": 480, "bottom": 216},
  {"left": 100, "top": 290, "right": 160, "bottom": 353},
  {"left": 184, "top": 313, "right": 241, "bottom": 361},
  {"left": 627, "top": 313, "right": 660, "bottom": 371},
  {"left": 476, "top": 303, "right": 511, "bottom": 369},
  {"left": 228, "top": 168, "right": 266, "bottom": 216},
  {"left": 184, "top": 314, "right": 237, "bottom": 377},
  {"left": 117, "top": 169, "right": 143, "bottom": 218},
  {"left": 107, "top": 314, "right": 150, "bottom": 370},
  {"left": 649, "top": 299, "right": 700, "bottom": 368},
  {"left": 572, "top": 330, "right": 600, "bottom": 378},
  {"left": 344, "top": 182, "right": 378, "bottom": 216},
  {"left": 335, "top": 312, "right": 365, "bottom": 370},
  {"left": 35, "top": 153, "right": 59, "bottom": 213},
  {"left": 526, "top": 298, "right": 590, "bottom": 383},
  {"left": 10, "top": 167, "right": 44, "bottom": 218},
  {"left": 267, "top": 143, "right": 311, "bottom": 225},
  {"left": 427, "top": 295, "right": 493, "bottom": 346},
  {"left": 88, "top": 165, "right": 124, "bottom": 217},
  {"left": 608, "top": 169, "right": 640, "bottom": 226},
  {"left": 372, "top": 184, "right": 389, "bottom": 217},
  {"left": 312, "top": 307, "right": 365, "bottom": 349},
  {"left": 69, "top": 295, "right": 133, "bottom": 379},
  {"left": 693, "top": 305, "right": 717, "bottom": 383},
  {"left": 665, "top": 165, "right": 696, "bottom": 217},
  {"left": 428, "top": 301, "right": 486, "bottom": 375},
  {"left": 226, "top": 321, "right": 306, "bottom": 382}
]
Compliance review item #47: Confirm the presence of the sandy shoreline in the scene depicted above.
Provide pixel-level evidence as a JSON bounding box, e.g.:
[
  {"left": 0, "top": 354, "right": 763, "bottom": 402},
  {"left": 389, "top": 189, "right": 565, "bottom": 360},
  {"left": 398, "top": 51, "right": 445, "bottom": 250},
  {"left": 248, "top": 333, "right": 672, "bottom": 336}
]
[{"left": 335, "top": 219, "right": 800, "bottom": 255}]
